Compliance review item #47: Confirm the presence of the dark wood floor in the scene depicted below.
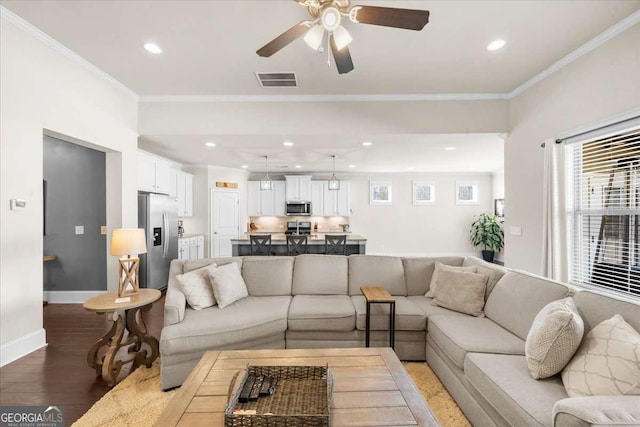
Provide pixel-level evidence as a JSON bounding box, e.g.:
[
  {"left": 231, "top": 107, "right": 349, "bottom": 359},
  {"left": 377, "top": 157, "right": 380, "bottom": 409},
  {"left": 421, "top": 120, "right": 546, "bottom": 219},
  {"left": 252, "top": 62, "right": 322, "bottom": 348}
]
[{"left": 0, "top": 295, "right": 165, "bottom": 426}]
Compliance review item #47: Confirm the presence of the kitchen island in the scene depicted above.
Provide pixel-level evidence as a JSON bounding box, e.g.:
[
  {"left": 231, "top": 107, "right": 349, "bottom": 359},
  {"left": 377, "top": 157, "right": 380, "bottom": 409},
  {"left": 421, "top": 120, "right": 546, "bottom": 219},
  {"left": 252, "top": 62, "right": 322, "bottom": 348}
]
[{"left": 231, "top": 234, "right": 366, "bottom": 256}]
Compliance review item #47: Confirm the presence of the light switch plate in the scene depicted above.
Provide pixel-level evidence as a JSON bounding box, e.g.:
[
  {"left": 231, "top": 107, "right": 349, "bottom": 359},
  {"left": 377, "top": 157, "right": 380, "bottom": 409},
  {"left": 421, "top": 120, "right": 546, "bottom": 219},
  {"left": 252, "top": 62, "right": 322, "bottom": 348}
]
[
  {"left": 10, "top": 199, "right": 26, "bottom": 210},
  {"left": 75, "top": 225, "right": 84, "bottom": 235},
  {"left": 100, "top": 226, "right": 107, "bottom": 235},
  {"left": 509, "top": 226, "right": 522, "bottom": 236}
]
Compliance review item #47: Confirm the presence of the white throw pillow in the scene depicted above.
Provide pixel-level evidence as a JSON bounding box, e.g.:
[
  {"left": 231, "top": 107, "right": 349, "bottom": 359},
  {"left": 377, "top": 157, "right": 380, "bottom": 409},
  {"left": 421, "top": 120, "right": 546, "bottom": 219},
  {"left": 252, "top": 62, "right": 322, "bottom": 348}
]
[
  {"left": 562, "top": 314, "right": 640, "bottom": 397},
  {"left": 209, "top": 262, "right": 249, "bottom": 309},
  {"left": 176, "top": 263, "right": 217, "bottom": 310},
  {"left": 525, "top": 297, "right": 584, "bottom": 379},
  {"left": 425, "top": 262, "right": 476, "bottom": 298}
]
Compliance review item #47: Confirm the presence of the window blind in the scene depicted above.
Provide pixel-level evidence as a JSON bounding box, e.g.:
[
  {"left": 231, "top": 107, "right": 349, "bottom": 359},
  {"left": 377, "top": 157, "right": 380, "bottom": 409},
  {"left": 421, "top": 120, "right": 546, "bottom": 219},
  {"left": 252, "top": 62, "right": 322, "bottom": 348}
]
[{"left": 566, "top": 127, "right": 640, "bottom": 297}]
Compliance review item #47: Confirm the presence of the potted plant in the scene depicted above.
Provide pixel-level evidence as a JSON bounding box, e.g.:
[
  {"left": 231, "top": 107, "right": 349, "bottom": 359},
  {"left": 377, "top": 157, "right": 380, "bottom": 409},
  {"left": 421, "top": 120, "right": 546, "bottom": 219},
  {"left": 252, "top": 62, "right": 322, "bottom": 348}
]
[{"left": 470, "top": 213, "right": 504, "bottom": 263}]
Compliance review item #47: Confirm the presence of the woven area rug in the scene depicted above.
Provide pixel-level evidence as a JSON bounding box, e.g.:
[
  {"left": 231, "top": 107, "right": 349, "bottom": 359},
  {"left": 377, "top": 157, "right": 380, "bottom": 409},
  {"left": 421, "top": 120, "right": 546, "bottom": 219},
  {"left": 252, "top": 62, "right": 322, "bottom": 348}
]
[{"left": 73, "top": 360, "right": 470, "bottom": 427}]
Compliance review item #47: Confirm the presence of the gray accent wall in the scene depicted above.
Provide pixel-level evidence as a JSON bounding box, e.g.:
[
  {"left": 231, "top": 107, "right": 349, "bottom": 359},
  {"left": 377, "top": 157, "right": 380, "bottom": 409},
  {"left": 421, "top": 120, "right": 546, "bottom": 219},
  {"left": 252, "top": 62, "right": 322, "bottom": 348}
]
[{"left": 43, "top": 136, "right": 107, "bottom": 291}]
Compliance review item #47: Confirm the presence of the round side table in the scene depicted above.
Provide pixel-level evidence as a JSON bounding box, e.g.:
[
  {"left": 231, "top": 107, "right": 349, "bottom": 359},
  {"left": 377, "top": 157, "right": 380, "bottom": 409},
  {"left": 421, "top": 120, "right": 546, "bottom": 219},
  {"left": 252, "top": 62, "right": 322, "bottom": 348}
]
[{"left": 83, "top": 288, "right": 161, "bottom": 386}]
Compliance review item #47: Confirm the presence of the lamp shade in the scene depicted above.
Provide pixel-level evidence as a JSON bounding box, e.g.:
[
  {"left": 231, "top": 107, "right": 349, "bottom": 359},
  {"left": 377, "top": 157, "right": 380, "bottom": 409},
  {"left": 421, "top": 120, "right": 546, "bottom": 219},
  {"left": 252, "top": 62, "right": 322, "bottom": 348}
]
[{"left": 110, "top": 228, "right": 147, "bottom": 256}]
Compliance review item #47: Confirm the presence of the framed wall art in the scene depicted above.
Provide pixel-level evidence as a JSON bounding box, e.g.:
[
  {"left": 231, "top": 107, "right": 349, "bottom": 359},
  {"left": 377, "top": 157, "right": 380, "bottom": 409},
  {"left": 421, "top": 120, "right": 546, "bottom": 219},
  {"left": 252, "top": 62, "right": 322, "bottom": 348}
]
[
  {"left": 412, "top": 181, "right": 436, "bottom": 205},
  {"left": 370, "top": 181, "right": 392, "bottom": 205},
  {"left": 455, "top": 181, "right": 479, "bottom": 205}
]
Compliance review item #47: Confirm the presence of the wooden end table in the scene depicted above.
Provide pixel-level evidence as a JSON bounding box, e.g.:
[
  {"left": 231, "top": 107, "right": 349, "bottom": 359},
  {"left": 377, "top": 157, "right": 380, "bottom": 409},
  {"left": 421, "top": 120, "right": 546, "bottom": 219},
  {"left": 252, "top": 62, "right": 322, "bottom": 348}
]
[
  {"left": 83, "top": 288, "right": 161, "bottom": 386},
  {"left": 360, "top": 286, "right": 396, "bottom": 349}
]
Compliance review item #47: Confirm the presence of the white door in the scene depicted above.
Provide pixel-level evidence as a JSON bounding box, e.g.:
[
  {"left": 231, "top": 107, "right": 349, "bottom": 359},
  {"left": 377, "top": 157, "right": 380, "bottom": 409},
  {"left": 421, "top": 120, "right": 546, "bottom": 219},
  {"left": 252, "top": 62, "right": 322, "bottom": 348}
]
[{"left": 211, "top": 190, "right": 240, "bottom": 257}]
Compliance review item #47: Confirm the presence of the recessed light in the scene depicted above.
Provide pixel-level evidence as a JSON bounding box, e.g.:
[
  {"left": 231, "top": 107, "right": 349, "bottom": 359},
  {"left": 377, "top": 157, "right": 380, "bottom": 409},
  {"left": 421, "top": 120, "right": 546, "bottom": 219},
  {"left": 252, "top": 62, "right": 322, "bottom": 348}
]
[
  {"left": 444, "top": 146, "right": 456, "bottom": 151},
  {"left": 294, "top": 165, "right": 302, "bottom": 168},
  {"left": 241, "top": 165, "right": 248, "bottom": 169},
  {"left": 487, "top": 40, "right": 506, "bottom": 51},
  {"left": 143, "top": 42, "right": 163, "bottom": 54},
  {"left": 362, "top": 141, "right": 373, "bottom": 146},
  {"left": 348, "top": 164, "right": 356, "bottom": 168},
  {"left": 204, "top": 142, "right": 216, "bottom": 147},
  {"left": 283, "top": 141, "right": 294, "bottom": 146}
]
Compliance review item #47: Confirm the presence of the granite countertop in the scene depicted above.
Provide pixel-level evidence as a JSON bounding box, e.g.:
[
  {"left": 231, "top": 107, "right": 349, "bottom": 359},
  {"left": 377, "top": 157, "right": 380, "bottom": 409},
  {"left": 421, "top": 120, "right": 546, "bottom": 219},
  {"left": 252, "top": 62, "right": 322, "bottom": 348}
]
[
  {"left": 231, "top": 233, "right": 366, "bottom": 243},
  {"left": 178, "top": 233, "right": 204, "bottom": 239}
]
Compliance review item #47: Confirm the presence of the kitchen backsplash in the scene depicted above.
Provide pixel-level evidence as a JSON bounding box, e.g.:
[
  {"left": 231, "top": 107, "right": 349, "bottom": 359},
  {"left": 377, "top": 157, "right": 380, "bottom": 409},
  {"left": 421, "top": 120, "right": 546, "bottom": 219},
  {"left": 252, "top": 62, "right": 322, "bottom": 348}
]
[{"left": 248, "top": 216, "right": 349, "bottom": 233}]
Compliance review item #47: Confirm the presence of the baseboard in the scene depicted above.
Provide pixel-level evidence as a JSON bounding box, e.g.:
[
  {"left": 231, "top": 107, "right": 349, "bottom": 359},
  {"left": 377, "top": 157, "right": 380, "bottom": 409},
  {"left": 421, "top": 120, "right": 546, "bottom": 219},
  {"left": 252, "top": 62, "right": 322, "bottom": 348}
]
[
  {"left": 44, "top": 290, "right": 106, "bottom": 303},
  {"left": 0, "top": 328, "right": 47, "bottom": 367}
]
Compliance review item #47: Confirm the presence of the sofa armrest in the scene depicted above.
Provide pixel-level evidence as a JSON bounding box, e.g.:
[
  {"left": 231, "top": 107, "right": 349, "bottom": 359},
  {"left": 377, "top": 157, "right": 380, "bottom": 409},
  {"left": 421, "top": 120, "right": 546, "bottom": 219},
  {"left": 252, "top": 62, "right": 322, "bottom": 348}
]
[
  {"left": 164, "top": 260, "right": 186, "bottom": 326},
  {"left": 553, "top": 396, "right": 640, "bottom": 427}
]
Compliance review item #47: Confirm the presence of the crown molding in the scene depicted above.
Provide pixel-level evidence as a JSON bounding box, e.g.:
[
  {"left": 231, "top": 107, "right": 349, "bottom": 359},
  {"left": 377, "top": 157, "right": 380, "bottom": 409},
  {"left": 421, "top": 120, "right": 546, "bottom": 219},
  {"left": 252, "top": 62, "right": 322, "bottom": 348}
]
[
  {"left": 508, "top": 9, "right": 640, "bottom": 99},
  {"left": 0, "top": 5, "right": 138, "bottom": 100},
  {"left": 139, "top": 93, "right": 508, "bottom": 103}
]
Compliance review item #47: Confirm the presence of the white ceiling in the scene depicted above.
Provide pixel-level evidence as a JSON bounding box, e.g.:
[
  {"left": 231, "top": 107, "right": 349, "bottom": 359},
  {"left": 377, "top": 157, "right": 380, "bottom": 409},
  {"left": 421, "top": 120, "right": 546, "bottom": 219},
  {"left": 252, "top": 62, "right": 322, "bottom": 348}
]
[{"left": 4, "top": 0, "right": 638, "bottom": 173}]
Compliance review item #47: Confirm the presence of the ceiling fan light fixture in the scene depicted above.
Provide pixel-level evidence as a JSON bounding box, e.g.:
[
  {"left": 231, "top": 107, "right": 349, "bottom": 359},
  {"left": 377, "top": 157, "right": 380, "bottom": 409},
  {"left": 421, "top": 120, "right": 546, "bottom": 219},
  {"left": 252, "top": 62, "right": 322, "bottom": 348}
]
[
  {"left": 328, "top": 155, "right": 340, "bottom": 191},
  {"left": 260, "top": 155, "right": 272, "bottom": 191},
  {"left": 332, "top": 25, "right": 352, "bottom": 51},
  {"left": 304, "top": 24, "right": 325, "bottom": 51},
  {"left": 321, "top": 6, "right": 342, "bottom": 32}
]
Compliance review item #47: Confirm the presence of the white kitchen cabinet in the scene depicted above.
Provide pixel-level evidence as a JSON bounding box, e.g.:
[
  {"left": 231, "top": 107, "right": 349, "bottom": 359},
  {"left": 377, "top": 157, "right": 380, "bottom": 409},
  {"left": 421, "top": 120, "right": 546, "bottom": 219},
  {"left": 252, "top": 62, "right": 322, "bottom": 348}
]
[
  {"left": 323, "top": 181, "right": 350, "bottom": 217},
  {"left": 169, "top": 168, "right": 178, "bottom": 198},
  {"left": 137, "top": 151, "right": 172, "bottom": 194},
  {"left": 179, "top": 235, "right": 204, "bottom": 260},
  {"left": 196, "top": 235, "right": 205, "bottom": 259},
  {"left": 274, "top": 181, "right": 286, "bottom": 217},
  {"left": 311, "top": 181, "right": 325, "bottom": 216},
  {"left": 248, "top": 181, "right": 281, "bottom": 216},
  {"left": 285, "top": 175, "right": 312, "bottom": 201},
  {"left": 178, "top": 238, "right": 190, "bottom": 260},
  {"left": 176, "top": 170, "right": 193, "bottom": 217}
]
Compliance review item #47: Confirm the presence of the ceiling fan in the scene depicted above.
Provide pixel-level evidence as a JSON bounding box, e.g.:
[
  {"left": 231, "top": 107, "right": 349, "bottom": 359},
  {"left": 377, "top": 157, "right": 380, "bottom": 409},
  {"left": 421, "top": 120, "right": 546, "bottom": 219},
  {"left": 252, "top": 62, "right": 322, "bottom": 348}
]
[{"left": 256, "top": 0, "right": 430, "bottom": 74}]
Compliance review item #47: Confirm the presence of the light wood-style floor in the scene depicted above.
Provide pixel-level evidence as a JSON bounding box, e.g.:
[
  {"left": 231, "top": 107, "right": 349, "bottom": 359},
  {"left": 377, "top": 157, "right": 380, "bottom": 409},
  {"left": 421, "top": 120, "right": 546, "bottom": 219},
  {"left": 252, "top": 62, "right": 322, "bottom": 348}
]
[{"left": 0, "top": 294, "right": 165, "bottom": 425}]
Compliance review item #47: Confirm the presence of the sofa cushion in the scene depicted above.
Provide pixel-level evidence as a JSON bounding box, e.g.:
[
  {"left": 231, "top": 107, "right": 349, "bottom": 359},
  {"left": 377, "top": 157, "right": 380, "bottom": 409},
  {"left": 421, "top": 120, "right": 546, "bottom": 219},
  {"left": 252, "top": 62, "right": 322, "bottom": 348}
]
[
  {"left": 402, "top": 257, "right": 464, "bottom": 296},
  {"left": 210, "top": 262, "right": 249, "bottom": 309},
  {"left": 432, "top": 270, "right": 488, "bottom": 317},
  {"left": 425, "top": 262, "right": 477, "bottom": 298},
  {"left": 160, "top": 296, "right": 291, "bottom": 356},
  {"left": 349, "top": 255, "right": 406, "bottom": 296},
  {"left": 525, "top": 297, "right": 584, "bottom": 380},
  {"left": 484, "top": 271, "right": 571, "bottom": 340},
  {"left": 241, "top": 257, "right": 294, "bottom": 296},
  {"left": 465, "top": 353, "right": 568, "bottom": 427},
  {"left": 573, "top": 290, "right": 640, "bottom": 333},
  {"left": 462, "top": 257, "right": 508, "bottom": 298},
  {"left": 428, "top": 315, "right": 525, "bottom": 369},
  {"left": 351, "top": 296, "right": 426, "bottom": 331},
  {"left": 292, "top": 255, "right": 348, "bottom": 295},
  {"left": 184, "top": 257, "right": 242, "bottom": 273},
  {"left": 406, "top": 296, "right": 468, "bottom": 327},
  {"left": 562, "top": 314, "right": 640, "bottom": 397},
  {"left": 288, "top": 295, "right": 355, "bottom": 332}
]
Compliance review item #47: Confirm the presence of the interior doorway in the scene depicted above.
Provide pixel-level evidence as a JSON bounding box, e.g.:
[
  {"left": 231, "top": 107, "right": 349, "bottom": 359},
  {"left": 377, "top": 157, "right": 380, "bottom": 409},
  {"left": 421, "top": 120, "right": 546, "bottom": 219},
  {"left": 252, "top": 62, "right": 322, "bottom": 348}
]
[{"left": 210, "top": 189, "right": 240, "bottom": 257}]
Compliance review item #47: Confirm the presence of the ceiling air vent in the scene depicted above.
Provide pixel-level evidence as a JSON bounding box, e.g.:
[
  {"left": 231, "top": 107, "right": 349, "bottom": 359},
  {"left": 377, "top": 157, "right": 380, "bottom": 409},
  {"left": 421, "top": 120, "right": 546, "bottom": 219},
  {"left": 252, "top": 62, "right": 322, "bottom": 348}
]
[{"left": 255, "top": 72, "right": 297, "bottom": 88}]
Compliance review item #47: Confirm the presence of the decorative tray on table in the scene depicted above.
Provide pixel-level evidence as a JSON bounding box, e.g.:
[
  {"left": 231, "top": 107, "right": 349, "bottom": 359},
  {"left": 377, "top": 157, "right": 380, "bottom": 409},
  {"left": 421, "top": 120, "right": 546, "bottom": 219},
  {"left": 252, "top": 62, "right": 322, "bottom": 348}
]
[{"left": 224, "top": 365, "right": 332, "bottom": 427}]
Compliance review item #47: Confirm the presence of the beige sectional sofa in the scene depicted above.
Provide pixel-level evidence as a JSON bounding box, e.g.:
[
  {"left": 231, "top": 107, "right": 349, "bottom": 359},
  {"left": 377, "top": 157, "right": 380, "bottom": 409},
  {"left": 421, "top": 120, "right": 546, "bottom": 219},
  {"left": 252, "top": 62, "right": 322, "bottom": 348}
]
[{"left": 160, "top": 254, "right": 640, "bottom": 427}]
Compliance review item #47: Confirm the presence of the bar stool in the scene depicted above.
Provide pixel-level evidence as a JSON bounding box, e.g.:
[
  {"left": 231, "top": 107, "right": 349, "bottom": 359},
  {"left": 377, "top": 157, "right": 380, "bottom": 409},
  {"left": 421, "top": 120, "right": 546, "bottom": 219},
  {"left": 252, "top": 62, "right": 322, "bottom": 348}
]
[
  {"left": 325, "top": 235, "right": 347, "bottom": 255},
  {"left": 286, "top": 235, "right": 308, "bottom": 256},
  {"left": 250, "top": 234, "right": 272, "bottom": 255}
]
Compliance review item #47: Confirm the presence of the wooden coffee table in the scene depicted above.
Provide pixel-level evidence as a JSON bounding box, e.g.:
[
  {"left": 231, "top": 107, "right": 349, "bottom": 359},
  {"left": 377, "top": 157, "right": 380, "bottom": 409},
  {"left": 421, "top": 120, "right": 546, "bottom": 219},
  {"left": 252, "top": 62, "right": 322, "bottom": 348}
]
[{"left": 157, "top": 348, "right": 438, "bottom": 426}]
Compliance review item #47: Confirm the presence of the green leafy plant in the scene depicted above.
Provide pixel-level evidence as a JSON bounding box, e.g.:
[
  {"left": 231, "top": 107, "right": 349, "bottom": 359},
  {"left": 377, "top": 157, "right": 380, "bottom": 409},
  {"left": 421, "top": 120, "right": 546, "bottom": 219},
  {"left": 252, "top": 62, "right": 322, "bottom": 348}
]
[{"left": 470, "top": 213, "right": 504, "bottom": 252}]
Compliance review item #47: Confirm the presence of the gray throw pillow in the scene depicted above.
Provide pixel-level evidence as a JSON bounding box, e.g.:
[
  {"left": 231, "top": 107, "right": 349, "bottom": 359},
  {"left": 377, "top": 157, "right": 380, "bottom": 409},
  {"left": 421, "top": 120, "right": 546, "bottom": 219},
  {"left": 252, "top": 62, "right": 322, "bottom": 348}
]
[
  {"left": 432, "top": 270, "right": 488, "bottom": 317},
  {"left": 562, "top": 314, "right": 640, "bottom": 397},
  {"left": 525, "top": 297, "right": 584, "bottom": 379},
  {"left": 425, "top": 262, "right": 476, "bottom": 298}
]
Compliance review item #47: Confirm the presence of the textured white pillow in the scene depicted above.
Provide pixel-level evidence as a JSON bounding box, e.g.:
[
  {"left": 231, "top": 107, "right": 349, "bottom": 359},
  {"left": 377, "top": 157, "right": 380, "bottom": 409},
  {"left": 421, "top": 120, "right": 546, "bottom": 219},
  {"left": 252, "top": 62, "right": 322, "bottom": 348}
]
[
  {"left": 176, "top": 263, "right": 217, "bottom": 310},
  {"left": 209, "top": 262, "right": 248, "bottom": 309},
  {"left": 562, "top": 314, "right": 640, "bottom": 397},
  {"left": 425, "top": 262, "right": 476, "bottom": 298},
  {"left": 432, "top": 270, "right": 488, "bottom": 317},
  {"left": 525, "top": 297, "right": 584, "bottom": 379}
]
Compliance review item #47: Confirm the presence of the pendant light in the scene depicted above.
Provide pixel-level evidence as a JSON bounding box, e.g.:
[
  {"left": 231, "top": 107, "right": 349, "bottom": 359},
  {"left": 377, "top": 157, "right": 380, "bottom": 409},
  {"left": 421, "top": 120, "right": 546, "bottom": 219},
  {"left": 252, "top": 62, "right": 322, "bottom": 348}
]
[
  {"left": 260, "top": 155, "right": 272, "bottom": 191},
  {"left": 328, "top": 155, "right": 340, "bottom": 190}
]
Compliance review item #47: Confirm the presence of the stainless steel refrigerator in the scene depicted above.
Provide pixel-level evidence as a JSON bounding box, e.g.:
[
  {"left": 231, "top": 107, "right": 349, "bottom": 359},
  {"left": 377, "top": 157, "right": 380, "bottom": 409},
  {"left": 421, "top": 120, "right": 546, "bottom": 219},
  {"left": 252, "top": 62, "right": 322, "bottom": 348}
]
[{"left": 138, "top": 193, "right": 178, "bottom": 290}]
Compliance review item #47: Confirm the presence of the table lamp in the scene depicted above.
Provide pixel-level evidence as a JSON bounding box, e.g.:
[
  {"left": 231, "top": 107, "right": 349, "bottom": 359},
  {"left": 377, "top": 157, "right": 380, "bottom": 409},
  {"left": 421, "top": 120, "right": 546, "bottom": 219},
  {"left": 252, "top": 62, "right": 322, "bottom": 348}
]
[{"left": 110, "top": 228, "right": 147, "bottom": 298}]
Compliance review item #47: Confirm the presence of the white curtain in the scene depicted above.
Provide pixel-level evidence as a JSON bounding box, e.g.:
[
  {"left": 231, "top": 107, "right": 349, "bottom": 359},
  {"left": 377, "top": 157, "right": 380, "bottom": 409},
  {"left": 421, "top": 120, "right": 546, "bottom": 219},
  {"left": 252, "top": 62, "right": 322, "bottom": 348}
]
[{"left": 541, "top": 140, "right": 567, "bottom": 281}]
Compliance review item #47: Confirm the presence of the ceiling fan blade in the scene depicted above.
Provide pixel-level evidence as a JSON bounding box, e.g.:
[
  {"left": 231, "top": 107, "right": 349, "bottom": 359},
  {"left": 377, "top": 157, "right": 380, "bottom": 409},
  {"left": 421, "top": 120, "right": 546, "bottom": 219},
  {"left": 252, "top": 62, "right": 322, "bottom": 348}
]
[
  {"left": 256, "top": 21, "right": 309, "bottom": 57},
  {"left": 351, "top": 6, "right": 430, "bottom": 31},
  {"left": 330, "top": 34, "right": 354, "bottom": 75}
]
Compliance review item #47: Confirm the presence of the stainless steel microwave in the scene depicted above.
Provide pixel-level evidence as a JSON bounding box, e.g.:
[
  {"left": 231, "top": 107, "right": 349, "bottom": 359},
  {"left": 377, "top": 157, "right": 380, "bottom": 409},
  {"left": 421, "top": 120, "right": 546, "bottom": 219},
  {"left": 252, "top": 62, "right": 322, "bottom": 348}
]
[{"left": 285, "top": 201, "right": 311, "bottom": 216}]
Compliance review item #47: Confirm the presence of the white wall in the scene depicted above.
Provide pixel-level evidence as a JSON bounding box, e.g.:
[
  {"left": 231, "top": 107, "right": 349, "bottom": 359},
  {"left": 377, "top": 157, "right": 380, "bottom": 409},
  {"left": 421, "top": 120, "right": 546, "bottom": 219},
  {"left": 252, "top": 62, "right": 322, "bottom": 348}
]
[
  {"left": 505, "top": 24, "right": 640, "bottom": 274},
  {"left": 0, "top": 12, "right": 138, "bottom": 365},
  {"left": 348, "top": 173, "right": 493, "bottom": 256}
]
